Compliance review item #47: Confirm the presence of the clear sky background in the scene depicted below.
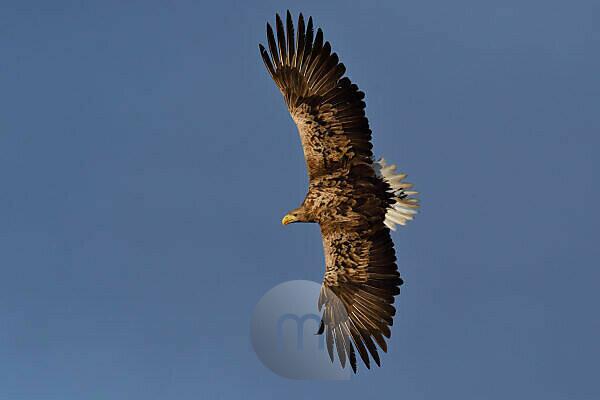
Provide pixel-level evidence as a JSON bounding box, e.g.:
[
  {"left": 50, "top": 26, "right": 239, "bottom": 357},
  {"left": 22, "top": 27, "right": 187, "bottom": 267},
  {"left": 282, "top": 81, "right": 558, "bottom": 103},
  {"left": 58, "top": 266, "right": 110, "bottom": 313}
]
[{"left": 1, "top": 1, "right": 599, "bottom": 399}]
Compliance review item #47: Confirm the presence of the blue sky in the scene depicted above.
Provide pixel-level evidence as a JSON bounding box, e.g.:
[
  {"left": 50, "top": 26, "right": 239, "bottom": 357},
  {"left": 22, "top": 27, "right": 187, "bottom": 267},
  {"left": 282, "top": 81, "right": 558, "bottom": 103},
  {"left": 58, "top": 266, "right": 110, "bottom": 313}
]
[{"left": 1, "top": 0, "right": 599, "bottom": 398}]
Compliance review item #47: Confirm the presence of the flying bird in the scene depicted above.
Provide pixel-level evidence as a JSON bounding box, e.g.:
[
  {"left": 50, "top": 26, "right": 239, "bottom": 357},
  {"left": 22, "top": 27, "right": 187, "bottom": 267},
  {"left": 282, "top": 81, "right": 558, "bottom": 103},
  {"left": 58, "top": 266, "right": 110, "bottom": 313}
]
[{"left": 259, "top": 11, "right": 419, "bottom": 373}]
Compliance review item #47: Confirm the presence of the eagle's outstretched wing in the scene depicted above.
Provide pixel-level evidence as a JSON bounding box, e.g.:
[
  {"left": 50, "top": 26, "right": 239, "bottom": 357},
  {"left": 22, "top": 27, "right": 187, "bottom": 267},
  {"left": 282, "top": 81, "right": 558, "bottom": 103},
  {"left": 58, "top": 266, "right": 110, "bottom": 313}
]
[
  {"left": 317, "top": 225, "right": 402, "bottom": 372},
  {"left": 259, "top": 11, "right": 375, "bottom": 180},
  {"left": 260, "top": 11, "right": 410, "bottom": 373}
]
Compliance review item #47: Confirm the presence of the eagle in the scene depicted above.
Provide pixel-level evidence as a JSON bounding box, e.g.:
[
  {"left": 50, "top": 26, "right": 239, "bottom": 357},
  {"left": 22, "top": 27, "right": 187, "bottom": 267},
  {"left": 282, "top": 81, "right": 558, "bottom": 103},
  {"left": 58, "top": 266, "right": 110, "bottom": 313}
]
[{"left": 259, "top": 11, "right": 419, "bottom": 373}]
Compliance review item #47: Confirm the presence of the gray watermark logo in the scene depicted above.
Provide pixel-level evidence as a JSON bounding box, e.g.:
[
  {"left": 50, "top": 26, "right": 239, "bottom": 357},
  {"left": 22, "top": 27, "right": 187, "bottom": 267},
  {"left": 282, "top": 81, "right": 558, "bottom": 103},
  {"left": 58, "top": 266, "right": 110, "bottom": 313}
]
[{"left": 250, "top": 280, "right": 351, "bottom": 380}]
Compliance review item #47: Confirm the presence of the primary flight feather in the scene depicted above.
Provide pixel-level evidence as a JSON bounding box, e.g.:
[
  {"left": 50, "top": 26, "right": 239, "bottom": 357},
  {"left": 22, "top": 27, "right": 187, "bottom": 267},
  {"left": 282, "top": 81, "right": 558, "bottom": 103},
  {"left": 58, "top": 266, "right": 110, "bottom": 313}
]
[{"left": 259, "top": 11, "right": 419, "bottom": 373}]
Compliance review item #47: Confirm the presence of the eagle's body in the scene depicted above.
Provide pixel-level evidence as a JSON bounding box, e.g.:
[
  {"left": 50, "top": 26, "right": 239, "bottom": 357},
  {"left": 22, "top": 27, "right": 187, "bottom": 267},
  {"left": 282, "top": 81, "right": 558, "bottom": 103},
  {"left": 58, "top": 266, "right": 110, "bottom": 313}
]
[{"left": 260, "top": 11, "right": 418, "bottom": 372}]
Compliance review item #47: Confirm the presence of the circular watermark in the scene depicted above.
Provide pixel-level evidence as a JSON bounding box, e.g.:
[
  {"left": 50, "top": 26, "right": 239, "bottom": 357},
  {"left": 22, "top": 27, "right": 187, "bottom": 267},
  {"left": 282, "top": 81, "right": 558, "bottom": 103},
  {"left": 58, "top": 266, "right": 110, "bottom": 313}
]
[{"left": 250, "top": 280, "right": 351, "bottom": 380}]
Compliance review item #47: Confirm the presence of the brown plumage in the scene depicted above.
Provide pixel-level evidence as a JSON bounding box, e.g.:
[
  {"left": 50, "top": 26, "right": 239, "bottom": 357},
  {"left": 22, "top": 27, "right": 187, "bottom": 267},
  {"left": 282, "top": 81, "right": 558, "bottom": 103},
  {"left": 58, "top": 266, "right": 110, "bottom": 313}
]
[{"left": 259, "top": 11, "right": 419, "bottom": 373}]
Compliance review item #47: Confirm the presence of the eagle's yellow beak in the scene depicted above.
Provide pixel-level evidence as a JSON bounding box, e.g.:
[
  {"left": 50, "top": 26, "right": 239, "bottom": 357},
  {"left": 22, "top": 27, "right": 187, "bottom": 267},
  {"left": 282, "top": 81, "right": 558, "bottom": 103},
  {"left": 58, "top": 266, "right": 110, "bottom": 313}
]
[{"left": 281, "top": 214, "right": 297, "bottom": 225}]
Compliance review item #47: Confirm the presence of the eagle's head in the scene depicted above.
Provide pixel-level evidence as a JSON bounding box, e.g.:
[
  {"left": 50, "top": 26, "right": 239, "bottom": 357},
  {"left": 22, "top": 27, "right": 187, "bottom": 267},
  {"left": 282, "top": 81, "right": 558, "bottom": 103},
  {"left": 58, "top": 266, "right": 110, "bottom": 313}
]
[{"left": 281, "top": 206, "right": 313, "bottom": 225}]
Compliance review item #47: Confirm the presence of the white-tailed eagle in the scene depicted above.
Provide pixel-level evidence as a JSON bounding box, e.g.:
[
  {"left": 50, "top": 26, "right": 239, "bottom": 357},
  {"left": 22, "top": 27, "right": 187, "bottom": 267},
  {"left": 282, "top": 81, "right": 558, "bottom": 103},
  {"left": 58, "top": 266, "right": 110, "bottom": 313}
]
[{"left": 259, "top": 11, "right": 419, "bottom": 373}]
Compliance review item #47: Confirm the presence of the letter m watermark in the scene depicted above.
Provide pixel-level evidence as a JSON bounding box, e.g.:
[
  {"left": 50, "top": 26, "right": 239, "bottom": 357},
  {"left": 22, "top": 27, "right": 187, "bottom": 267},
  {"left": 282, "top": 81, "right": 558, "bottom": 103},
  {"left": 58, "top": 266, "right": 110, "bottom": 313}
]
[{"left": 276, "top": 313, "right": 325, "bottom": 351}]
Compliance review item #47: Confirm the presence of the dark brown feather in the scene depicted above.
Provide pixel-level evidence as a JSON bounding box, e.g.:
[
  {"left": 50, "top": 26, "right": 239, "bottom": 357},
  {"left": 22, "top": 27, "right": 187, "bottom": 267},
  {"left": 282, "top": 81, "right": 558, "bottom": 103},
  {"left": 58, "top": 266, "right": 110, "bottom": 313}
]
[{"left": 285, "top": 10, "right": 295, "bottom": 66}]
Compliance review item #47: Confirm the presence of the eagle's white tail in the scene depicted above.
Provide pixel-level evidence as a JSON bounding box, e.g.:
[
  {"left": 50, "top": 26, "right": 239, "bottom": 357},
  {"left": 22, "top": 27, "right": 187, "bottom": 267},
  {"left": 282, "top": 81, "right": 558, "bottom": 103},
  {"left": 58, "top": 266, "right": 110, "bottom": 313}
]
[{"left": 374, "top": 158, "right": 419, "bottom": 231}]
